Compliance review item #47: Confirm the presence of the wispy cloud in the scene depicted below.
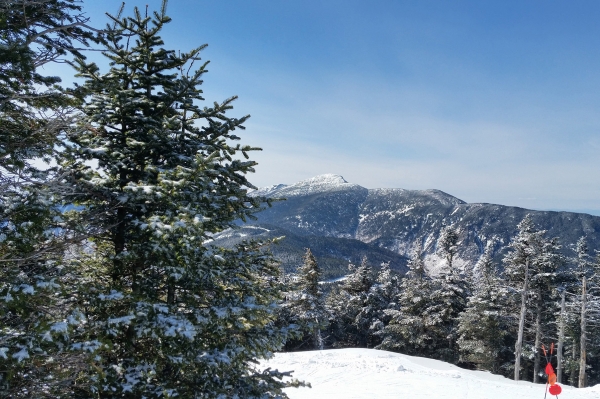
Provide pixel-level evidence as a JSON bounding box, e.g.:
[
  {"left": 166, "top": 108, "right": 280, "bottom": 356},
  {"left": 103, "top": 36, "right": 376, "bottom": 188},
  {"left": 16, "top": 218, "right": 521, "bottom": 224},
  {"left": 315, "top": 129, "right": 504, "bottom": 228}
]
[{"left": 57, "top": 1, "right": 600, "bottom": 215}]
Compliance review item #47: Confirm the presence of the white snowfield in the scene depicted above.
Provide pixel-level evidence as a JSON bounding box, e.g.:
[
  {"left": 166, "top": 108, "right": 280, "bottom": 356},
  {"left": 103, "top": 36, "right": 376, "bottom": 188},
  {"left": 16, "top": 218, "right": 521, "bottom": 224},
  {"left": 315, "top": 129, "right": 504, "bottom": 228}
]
[{"left": 262, "top": 348, "right": 600, "bottom": 399}]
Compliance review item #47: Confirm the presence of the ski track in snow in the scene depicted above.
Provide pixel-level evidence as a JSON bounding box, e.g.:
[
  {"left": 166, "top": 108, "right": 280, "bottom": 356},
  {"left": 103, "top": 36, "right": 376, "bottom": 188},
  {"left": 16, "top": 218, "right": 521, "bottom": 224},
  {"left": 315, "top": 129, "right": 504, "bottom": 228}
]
[{"left": 262, "top": 348, "right": 600, "bottom": 399}]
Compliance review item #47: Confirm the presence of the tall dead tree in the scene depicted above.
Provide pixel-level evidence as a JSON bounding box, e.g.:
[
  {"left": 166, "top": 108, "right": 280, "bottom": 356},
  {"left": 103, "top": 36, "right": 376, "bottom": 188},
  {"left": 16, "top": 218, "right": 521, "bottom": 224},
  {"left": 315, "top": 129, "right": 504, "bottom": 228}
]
[
  {"left": 579, "top": 276, "right": 587, "bottom": 388},
  {"left": 573, "top": 237, "right": 599, "bottom": 388},
  {"left": 557, "top": 289, "right": 566, "bottom": 383},
  {"left": 514, "top": 258, "right": 530, "bottom": 381}
]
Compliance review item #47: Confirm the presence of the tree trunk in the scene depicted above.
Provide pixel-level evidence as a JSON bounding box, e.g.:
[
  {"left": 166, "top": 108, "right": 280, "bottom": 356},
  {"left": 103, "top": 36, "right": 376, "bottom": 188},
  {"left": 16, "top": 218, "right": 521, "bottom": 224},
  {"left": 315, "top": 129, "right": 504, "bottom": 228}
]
[
  {"left": 522, "top": 361, "right": 529, "bottom": 382},
  {"left": 315, "top": 328, "right": 323, "bottom": 351},
  {"left": 570, "top": 335, "right": 578, "bottom": 385},
  {"left": 533, "top": 299, "right": 542, "bottom": 383},
  {"left": 167, "top": 282, "right": 175, "bottom": 305},
  {"left": 514, "top": 258, "right": 530, "bottom": 381},
  {"left": 112, "top": 206, "right": 127, "bottom": 281},
  {"left": 579, "top": 276, "right": 587, "bottom": 388},
  {"left": 557, "top": 290, "right": 565, "bottom": 383}
]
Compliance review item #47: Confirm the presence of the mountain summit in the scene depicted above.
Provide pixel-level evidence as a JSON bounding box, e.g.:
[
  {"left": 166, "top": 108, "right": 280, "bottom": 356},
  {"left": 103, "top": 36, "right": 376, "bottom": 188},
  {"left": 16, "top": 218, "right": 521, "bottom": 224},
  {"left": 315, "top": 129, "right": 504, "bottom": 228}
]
[
  {"left": 253, "top": 174, "right": 362, "bottom": 198},
  {"left": 222, "top": 175, "right": 600, "bottom": 277}
]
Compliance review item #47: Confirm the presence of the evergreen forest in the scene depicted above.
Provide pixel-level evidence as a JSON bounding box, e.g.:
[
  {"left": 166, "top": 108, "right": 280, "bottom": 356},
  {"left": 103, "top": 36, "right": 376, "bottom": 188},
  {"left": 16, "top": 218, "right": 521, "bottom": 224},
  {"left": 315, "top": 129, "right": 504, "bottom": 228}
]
[{"left": 279, "top": 220, "right": 600, "bottom": 389}]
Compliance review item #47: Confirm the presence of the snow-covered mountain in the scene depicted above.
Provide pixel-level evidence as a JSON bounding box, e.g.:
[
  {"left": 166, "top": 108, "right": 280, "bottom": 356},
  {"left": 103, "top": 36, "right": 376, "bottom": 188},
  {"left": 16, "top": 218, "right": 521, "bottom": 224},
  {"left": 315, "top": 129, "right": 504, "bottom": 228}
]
[
  {"left": 221, "top": 174, "right": 600, "bottom": 276},
  {"left": 252, "top": 174, "right": 363, "bottom": 198},
  {"left": 262, "top": 348, "right": 599, "bottom": 398}
]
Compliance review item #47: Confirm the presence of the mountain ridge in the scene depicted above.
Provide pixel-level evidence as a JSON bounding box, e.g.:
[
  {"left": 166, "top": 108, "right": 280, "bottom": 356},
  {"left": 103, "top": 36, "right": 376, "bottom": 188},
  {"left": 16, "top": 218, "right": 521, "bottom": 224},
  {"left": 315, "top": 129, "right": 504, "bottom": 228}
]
[{"left": 237, "top": 174, "right": 600, "bottom": 276}]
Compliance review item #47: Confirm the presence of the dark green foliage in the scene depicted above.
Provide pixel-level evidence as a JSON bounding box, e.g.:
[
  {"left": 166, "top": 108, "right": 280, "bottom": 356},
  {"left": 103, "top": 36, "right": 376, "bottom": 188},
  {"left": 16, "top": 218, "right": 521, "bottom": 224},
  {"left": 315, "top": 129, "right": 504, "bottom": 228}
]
[
  {"left": 47, "top": 3, "right": 299, "bottom": 397},
  {"left": 0, "top": 1, "right": 101, "bottom": 397},
  {"left": 1, "top": 1, "right": 299, "bottom": 396}
]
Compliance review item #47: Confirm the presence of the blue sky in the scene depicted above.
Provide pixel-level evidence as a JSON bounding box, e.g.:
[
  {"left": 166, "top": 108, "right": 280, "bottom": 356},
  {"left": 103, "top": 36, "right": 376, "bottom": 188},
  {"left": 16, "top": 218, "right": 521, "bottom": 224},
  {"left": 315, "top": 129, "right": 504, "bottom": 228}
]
[{"left": 49, "top": 1, "right": 600, "bottom": 214}]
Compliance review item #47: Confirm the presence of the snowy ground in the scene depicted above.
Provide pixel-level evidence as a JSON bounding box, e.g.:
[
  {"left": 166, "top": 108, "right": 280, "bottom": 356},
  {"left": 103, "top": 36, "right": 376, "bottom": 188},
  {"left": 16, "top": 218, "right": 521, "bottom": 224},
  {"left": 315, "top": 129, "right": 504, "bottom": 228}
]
[{"left": 262, "top": 348, "right": 600, "bottom": 399}]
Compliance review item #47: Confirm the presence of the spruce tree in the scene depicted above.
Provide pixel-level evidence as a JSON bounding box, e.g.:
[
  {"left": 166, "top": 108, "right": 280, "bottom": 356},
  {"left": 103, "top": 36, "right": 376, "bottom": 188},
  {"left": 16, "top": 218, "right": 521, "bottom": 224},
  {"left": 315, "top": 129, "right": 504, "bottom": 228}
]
[
  {"left": 378, "top": 241, "right": 436, "bottom": 356},
  {"left": 438, "top": 225, "right": 459, "bottom": 268},
  {"left": 282, "top": 248, "right": 328, "bottom": 350},
  {"left": 529, "top": 235, "right": 564, "bottom": 383},
  {"left": 367, "top": 262, "right": 399, "bottom": 345},
  {"left": 57, "top": 3, "right": 296, "bottom": 397},
  {"left": 457, "top": 247, "right": 513, "bottom": 374},
  {"left": 326, "top": 257, "right": 375, "bottom": 347},
  {"left": 427, "top": 226, "right": 469, "bottom": 363}
]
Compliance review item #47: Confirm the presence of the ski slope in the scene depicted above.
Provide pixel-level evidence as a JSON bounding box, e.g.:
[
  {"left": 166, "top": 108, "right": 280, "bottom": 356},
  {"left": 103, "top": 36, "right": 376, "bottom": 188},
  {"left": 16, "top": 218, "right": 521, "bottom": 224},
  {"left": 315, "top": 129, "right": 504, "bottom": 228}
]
[{"left": 262, "top": 348, "right": 600, "bottom": 399}]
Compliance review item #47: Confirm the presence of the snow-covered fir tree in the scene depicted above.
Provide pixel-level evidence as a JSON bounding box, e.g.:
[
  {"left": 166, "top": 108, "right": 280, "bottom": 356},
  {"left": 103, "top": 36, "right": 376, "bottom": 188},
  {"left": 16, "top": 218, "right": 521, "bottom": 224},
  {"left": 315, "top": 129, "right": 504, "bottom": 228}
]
[
  {"left": 457, "top": 246, "right": 513, "bottom": 374},
  {"left": 503, "top": 215, "right": 540, "bottom": 381},
  {"left": 281, "top": 248, "right": 328, "bottom": 350},
  {"left": 367, "top": 262, "right": 400, "bottom": 344},
  {"left": 56, "top": 3, "right": 299, "bottom": 397},
  {"left": 528, "top": 235, "right": 564, "bottom": 383},
  {"left": 349, "top": 258, "right": 395, "bottom": 348},
  {"left": 378, "top": 240, "right": 436, "bottom": 356},
  {"left": 438, "top": 225, "right": 459, "bottom": 268},
  {"left": 380, "top": 232, "right": 469, "bottom": 363},
  {"left": 427, "top": 226, "right": 470, "bottom": 363},
  {"left": 326, "top": 257, "right": 376, "bottom": 347}
]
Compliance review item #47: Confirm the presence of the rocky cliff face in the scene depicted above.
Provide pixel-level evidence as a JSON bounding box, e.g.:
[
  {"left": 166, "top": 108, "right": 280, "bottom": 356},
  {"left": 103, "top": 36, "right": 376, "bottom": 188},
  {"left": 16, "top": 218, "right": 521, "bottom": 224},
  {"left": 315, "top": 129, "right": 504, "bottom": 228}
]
[{"left": 214, "top": 174, "right": 600, "bottom": 276}]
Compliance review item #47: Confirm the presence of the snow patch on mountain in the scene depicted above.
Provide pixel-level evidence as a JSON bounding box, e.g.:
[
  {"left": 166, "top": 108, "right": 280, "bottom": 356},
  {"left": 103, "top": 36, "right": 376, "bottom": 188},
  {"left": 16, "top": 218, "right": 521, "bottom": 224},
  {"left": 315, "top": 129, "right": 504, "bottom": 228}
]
[
  {"left": 253, "top": 174, "right": 364, "bottom": 198},
  {"left": 262, "top": 348, "right": 598, "bottom": 399},
  {"left": 368, "top": 187, "right": 465, "bottom": 206}
]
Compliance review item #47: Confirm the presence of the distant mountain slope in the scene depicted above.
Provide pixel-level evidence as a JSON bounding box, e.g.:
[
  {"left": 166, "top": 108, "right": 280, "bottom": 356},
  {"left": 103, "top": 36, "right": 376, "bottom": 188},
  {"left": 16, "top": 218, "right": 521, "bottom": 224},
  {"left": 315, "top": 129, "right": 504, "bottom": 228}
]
[
  {"left": 219, "top": 174, "right": 600, "bottom": 276},
  {"left": 211, "top": 224, "right": 408, "bottom": 279}
]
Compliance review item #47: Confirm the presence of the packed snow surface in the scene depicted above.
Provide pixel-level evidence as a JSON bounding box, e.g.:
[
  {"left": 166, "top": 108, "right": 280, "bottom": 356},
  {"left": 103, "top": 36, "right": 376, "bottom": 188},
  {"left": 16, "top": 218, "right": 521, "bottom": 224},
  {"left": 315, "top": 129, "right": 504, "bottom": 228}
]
[{"left": 262, "top": 348, "right": 600, "bottom": 399}]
